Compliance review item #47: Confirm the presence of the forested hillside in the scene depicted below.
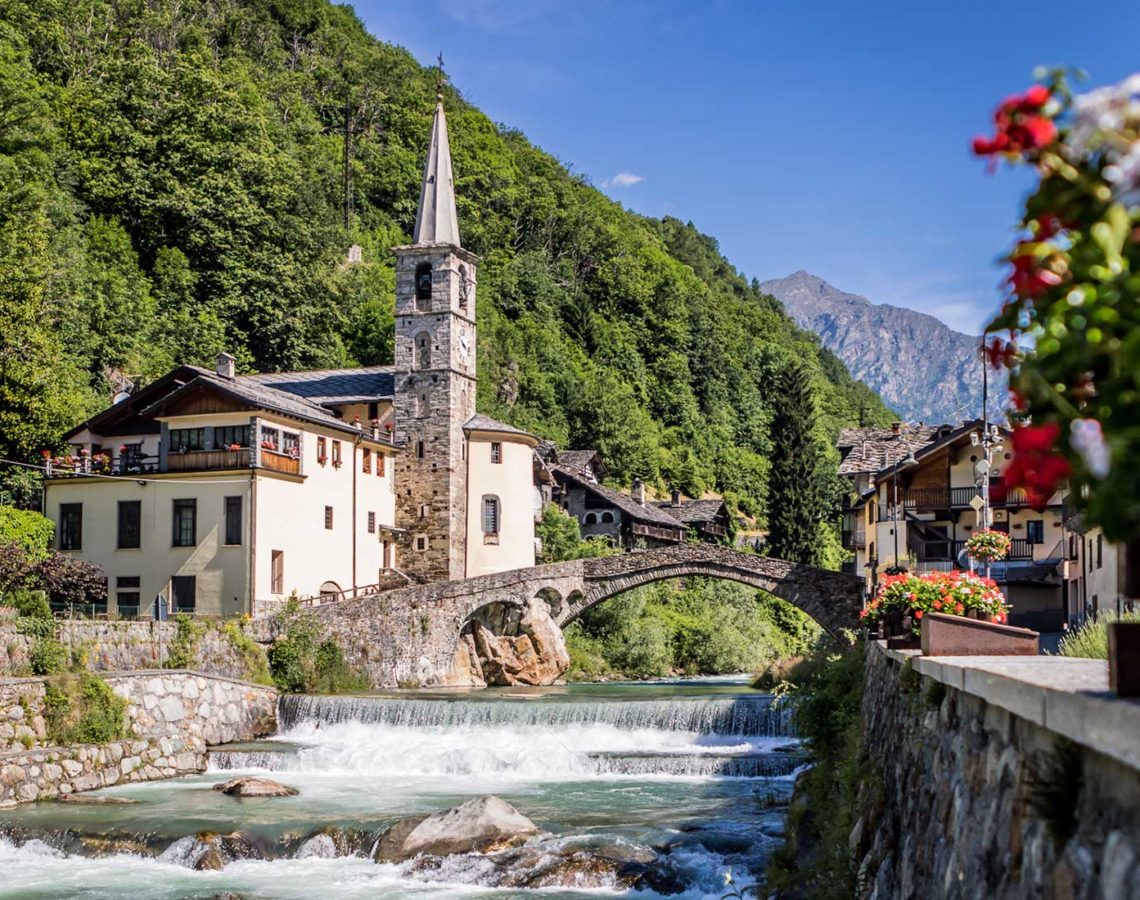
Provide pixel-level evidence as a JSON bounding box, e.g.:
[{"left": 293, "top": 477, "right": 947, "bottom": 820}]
[{"left": 0, "top": 0, "right": 891, "bottom": 518}]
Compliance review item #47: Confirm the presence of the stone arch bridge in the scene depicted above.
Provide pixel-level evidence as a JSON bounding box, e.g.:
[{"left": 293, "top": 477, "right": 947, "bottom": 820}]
[{"left": 301, "top": 544, "right": 863, "bottom": 687}]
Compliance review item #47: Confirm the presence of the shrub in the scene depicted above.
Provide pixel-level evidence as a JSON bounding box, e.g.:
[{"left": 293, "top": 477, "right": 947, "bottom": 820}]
[
  {"left": 163, "top": 614, "right": 204, "bottom": 669},
  {"left": 1056, "top": 610, "right": 1140, "bottom": 659},
  {"left": 0, "top": 508, "right": 54, "bottom": 559},
  {"left": 222, "top": 620, "right": 272, "bottom": 685},
  {"left": 267, "top": 597, "right": 367, "bottom": 693},
  {"left": 30, "top": 636, "right": 68, "bottom": 675},
  {"left": 6, "top": 590, "right": 52, "bottom": 620},
  {"left": 43, "top": 674, "right": 127, "bottom": 745}
]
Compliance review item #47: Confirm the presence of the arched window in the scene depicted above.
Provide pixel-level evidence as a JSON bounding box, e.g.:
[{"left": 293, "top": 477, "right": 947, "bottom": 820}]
[
  {"left": 415, "top": 262, "right": 432, "bottom": 308},
  {"left": 415, "top": 332, "right": 430, "bottom": 370},
  {"left": 482, "top": 495, "right": 500, "bottom": 536},
  {"left": 584, "top": 513, "right": 597, "bottom": 525},
  {"left": 601, "top": 511, "right": 615, "bottom": 524}
]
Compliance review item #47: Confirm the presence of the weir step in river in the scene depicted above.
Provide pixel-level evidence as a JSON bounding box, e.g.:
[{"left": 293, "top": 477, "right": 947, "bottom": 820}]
[{"left": 0, "top": 679, "right": 801, "bottom": 899}]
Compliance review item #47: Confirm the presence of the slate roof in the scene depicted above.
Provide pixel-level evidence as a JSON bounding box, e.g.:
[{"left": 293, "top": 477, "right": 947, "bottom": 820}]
[
  {"left": 142, "top": 372, "right": 388, "bottom": 440},
  {"left": 653, "top": 498, "right": 727, "bottom": 525},
  {"left": 554, "top": 449, "right": 605, "bottom": 481},
  {"left": 241, "top": 366, "right": 395, "bottom": 406},
  {"left": 836, "top": 425, "right": 942, "bottom": 476},
  {"left": 464, "top": 413, "right": 535, "bottom": 440},
  {"left": 553, "top": 469, "right": 685, "bottom": 531}
]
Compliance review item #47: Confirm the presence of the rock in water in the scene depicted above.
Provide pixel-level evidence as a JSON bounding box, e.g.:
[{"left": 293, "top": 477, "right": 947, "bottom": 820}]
[
  {"left": 212, "top": 777, "right": 298, "bottom": 798},
  {"left": 59, "top": 794, "right": 138, "bottom": 805},
  {"left": 161, "top": 832, "right": 264, "bottom": 870},
  {"left": 374, "top": 796, "right": 540, "bottom": 862},
  {"left": 467, "top": 598, "right": 570, "bottom": 686}
]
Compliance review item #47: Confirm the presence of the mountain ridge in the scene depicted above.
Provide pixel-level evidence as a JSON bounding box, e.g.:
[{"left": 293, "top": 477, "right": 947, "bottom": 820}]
[{"left": 760, "top": 270, "right": 997, "bottom": 424}]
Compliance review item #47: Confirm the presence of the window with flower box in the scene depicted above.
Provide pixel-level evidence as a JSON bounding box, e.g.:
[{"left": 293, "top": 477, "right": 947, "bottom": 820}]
[
  {"left": 215, "top": 425, "right": 249, "bottom": 449},
  {"left": 362, "top": 448, "right": 372, "bottom": 474},
  {"left": 317, "top": 436, "right": 327, "bottom": 464},
  {"left": 260, "top": 426, "right": 280, "bottom": 452},
  {"left": 332, "top": 440, "right": 342, "bottom": 468}
]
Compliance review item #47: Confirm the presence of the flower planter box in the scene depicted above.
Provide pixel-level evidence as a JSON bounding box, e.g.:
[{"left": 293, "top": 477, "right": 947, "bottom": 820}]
[
  {"left": 920, "top": 612, "right": 1039, "bottom": 657},
  {"left": 1108, "top": 622, "right": 1140, "bottom": 697}
]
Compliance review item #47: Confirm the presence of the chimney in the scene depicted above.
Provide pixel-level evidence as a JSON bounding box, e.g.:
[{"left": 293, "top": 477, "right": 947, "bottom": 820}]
[
  {"left": 216, "top": 352, "right": 236, "bottom": 380},
  {"left": 891, "top": 421, "right": 902, "bottom": 435},
  {"left": 631, "top": 478, "right": 645, "bottom": 506},
  {"left": 671, "top": 488, "right": 681, "bottom": 506}
]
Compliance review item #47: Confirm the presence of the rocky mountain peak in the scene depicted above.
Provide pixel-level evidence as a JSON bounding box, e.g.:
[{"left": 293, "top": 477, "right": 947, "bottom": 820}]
[{"left": 760, "top": 272, "right": 1002, "bottom": 424}]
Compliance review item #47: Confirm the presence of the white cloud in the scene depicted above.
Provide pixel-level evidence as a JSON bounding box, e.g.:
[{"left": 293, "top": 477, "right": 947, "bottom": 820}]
[{"left": 604, "top": 172, "right": 644, "bottom": 188}]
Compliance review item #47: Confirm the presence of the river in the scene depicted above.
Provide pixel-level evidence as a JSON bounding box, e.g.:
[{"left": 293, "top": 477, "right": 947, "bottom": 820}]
[{"left": 0, "top": 677, "right": 800, "bottom": 899}]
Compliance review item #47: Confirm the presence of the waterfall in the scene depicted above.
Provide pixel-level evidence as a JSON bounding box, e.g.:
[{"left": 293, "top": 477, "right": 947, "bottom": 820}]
[{"left": 277, "top": 693, "right": 793, "bottom": 736}]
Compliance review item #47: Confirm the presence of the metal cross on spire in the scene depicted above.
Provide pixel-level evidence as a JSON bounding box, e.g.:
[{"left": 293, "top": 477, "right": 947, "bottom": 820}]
[{"left": 436, "top": 52, "right": 445, "bottom": 100}]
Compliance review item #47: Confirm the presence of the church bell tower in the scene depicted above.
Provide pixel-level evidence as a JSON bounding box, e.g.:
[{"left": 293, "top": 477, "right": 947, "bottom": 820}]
[{"left": 392, "top": 96, "right": 479, "bottom": 583}]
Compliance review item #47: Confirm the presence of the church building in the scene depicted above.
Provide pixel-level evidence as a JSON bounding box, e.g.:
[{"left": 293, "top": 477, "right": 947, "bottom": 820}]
[{"left": 41, "top": 99, "right": 538, "bottom": 617}]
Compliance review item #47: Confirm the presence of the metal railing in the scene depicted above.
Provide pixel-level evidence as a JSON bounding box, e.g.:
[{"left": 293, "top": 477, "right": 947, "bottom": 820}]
[{"left": 841, "top": 529, "right": 866, "bottom": 549}]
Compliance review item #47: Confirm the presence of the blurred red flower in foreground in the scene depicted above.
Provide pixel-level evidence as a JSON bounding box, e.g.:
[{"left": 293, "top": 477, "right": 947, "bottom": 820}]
[
  {"left": 996, "top": 423, "right": 1071, "bottom": 510},
  {"left": 972, "top": 86, "right": 1056, "bottom": 159}
]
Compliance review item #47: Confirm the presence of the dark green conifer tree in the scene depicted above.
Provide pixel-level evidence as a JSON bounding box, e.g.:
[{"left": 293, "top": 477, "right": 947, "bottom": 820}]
[{"left": 766, "top": 362, "right": 823, "bottom": 565}]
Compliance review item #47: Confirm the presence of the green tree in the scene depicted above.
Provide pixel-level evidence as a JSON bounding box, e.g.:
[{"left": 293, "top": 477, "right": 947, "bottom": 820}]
[
  {"left": 766, "top": 362, "right": 825, "bottom": 565},
  {"left": 535, "top": 503, "right": 612, "bottom": 563}
]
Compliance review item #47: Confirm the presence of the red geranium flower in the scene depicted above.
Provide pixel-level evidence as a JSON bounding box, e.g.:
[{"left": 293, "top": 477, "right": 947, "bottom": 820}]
[
  {"left": 1007, "top": 249, "right": 1063, "bottom": 299},
  {"left": 973, "top": 85, "right": 1056, "bottom": 163},
  {"left": 985, "top": 337, "right": 1018, "bottom": 370},
  {"left": 996, "top": 423, "right": 1071, "bottom": 510}
]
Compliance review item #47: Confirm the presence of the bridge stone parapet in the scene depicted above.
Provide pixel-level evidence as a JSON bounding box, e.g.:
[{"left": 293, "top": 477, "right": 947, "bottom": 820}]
[{"left": 304, "top": 545, "right": 863, "bottom": 687}]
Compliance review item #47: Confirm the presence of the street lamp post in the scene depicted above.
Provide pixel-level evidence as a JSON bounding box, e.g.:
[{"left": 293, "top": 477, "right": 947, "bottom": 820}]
[
  {"left": 891, "top": 452, "right": 919, "bottom": 570},
  {"left": 971, "top": 424, "right": 1005, "bottom": 578}
]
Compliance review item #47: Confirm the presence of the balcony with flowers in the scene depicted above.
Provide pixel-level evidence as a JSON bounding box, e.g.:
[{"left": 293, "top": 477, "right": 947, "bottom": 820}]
[{"left": 43, "top": 419, "right": 305, "bottom": 479}]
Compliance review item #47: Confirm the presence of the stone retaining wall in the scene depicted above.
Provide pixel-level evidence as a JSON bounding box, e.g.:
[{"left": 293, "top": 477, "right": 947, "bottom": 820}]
[
  {"left": 0, "top": 670, "right": 277, "bottom": 807},
  {"left": 855, "top": 643, "right": 1140, "bottom": 899},
  {"left": 0, "top": 619, "right": 264, "bottom": 682}
]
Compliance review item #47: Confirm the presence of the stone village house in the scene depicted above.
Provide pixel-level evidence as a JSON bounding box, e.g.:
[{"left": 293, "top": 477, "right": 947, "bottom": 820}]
[
  {"left": 537, "top": 446, "right": 730, "bottom": 550},
  {"left": 837, "top": 419, "right": 1133, "bottom": 631},
  {"left": 42, "top": 99, "right": 541, "bottom": 617}
]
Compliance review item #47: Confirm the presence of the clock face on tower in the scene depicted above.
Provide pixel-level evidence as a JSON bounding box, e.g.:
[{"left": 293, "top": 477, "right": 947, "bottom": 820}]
[{"left": 458, "top": 333, "right": 471, "bottom": 364}]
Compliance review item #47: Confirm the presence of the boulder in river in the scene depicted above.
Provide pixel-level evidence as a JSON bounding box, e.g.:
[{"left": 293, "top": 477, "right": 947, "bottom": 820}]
[
  {"left": 59, "top": 794, "right": 138, "bottom": 805},
  {"left": 213, "top": 777, "right": 298, "bottom": 798},
  {"left": 465, "top": 598, "right": 570, "bottom": 686},
  {"left": 162, "top": 831, "right": 265, "bottom": 870},
  {"left": 374, "top": 796, "right": 540, "bottom": 862}
]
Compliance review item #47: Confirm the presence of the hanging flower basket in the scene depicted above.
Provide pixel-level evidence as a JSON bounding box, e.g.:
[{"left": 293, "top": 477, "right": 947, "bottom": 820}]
[{"left": 965, "top": 529, "right": 1012, "bottom": 562}]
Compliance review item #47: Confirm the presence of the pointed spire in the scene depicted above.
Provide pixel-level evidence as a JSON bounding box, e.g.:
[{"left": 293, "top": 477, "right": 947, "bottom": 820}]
[{"left": 413, "top": 99, "right": 461, "bottom": 247}]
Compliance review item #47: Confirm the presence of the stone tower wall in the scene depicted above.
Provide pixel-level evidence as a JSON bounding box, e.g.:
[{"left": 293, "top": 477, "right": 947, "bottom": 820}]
[{"left": 392, "top": 246, "right": 478, "bottom": 582}]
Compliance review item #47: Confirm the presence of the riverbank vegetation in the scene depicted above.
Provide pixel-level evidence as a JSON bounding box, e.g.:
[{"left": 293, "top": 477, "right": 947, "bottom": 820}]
[
  {"left": 267, "top": 598, "right": 369, "bottom": 694},
  {"left": 565, "top": 579, "right": 821, "bottom": 681},
  {"left": 766, "top": 644, "right": 872, "bottom": 899},
  {"left": 42, "top": 674, "right": 127, "bottom": 745}
]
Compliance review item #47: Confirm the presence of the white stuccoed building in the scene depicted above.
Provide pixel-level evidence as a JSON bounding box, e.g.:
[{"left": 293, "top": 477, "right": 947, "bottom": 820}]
[{"left": 42, "top": 99, "right": 538, "bottom": 618}]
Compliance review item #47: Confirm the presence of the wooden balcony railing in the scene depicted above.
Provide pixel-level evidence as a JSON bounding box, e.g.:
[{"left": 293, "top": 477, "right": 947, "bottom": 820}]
[
  {"left": 842, "top": 529, "right": 866, "bottom": 549},
  {"left": 260, "top": 449, "right": 302, "bottom": 476},
  {"left": 167, "top": 449, "right": 251, "bottom": 471}
]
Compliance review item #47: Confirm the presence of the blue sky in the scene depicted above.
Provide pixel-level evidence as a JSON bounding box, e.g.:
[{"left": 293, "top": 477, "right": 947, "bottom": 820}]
[{"left": 355, "top": 0, "right": 1139, "bottom": 335}]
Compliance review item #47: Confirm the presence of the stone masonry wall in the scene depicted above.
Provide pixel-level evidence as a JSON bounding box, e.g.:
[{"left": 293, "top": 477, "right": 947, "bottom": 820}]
[
  {"left": 0, "top": 670, "right": 276, "bottom": 807},
  {"left": 0, "top": 619, "right": 262, "bottom": 681},
  {"left": 855, "top": 644, "right": 1140, "bottom": 899}
]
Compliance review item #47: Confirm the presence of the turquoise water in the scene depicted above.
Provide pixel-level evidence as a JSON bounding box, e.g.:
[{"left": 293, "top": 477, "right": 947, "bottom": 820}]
[{"left": 0, "top": 678, "right": 799, "bottom": 899}]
